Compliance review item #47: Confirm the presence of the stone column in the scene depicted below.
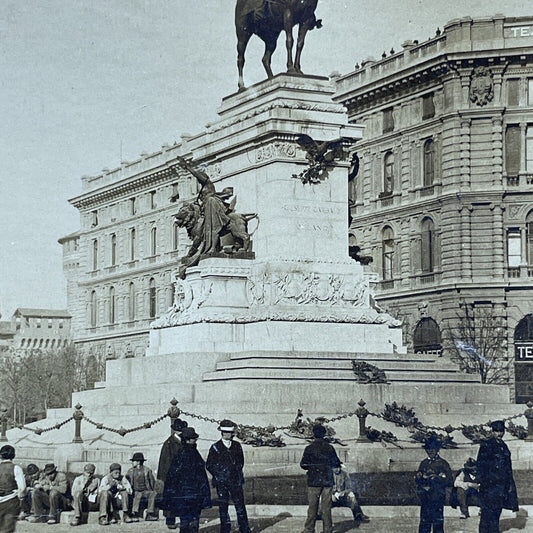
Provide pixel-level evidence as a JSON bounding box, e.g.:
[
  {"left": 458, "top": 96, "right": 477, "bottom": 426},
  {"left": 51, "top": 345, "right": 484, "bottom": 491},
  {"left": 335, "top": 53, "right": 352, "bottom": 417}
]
[
  {"left": 460, "top": 118, "right": 471, "bottom": 189},
  {"left": 520, "top": 227, "right": 527, "bottom": 268},
  {"left": 459, "top": 205, "right": 473, "bottom": 280},
  {"left": 491, "top": 116, "right": 503, "bottom": 187},
  {"left": 491, "top": 204, "right": 505, "bottom": 278},
  {"left": 520, "top": 123, "right": 527, "bottom": 179}
]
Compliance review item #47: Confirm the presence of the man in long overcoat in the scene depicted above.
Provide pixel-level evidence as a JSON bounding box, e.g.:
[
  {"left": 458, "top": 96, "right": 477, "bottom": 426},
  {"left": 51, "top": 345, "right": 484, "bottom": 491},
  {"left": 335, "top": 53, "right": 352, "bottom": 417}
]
[
  {"left": 158, "top": 419, "right": 188, "bottom": 529},
  {"left": 206, "top": 419, "right": 250, "bottom": 533},
  {"left": 162, "top": 427, "right": 211, "bottom": 533},
  {"left": 476, "top": 420, "right": 519, "bottom": 533}
]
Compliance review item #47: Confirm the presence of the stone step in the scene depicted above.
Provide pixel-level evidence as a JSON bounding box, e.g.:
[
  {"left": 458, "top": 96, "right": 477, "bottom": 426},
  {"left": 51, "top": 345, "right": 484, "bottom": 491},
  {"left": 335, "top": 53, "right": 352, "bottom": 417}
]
[
  {"left": 202, "top": 367, "right": 480, "bottom": 382},
  {"left": 214, "top": 356, "right": 461, "bottom": 371}
]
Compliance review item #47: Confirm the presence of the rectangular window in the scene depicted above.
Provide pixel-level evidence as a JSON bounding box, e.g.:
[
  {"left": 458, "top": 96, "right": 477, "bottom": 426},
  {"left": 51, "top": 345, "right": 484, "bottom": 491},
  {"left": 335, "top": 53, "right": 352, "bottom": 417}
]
[
  {"left": 527, "top": 126, "right": 533, "bottom": 173},
  {"left": 383, "top": 108, "right": 394, "bottom": 133},
  {"left": 422, "top": 93, "right": 435, "bottom": 119},
  {"left": 130, "top": 197, "right": 136, "bottom": 215},
  {"left": 529, "top": 79, "right": 533, "bottom": 106},
  {"left": 508, "top": 79, "right": 520, "bottom": 106},
  {"left": 508, "top": 229, "right": 521, "bottom": 267},
  {"left": 130, "top": 228, "right": 136, "bottom": 260},
  {"left": 505, "top": 125, "right": 521, "bottom": 176},
  {"left": 59, "top": 320, "right": 64, "bottom": 329},
  {"left": 173, "top": 222, "right": 179, "bottom": 251},
  {"left": 91, "top": 210, "right": 98, "bottom": 227},
  {"left": 48, "top": 319, "right": 52, "bottom": 329},
  {"left": 36, "top": 318, "right": 41, "bottom": 329},
  {"left": 150, "top": 191, "right": 157, "bottom": 209},
  {"left": 528, "top": 222, "right": 533, "bottom": 265}
]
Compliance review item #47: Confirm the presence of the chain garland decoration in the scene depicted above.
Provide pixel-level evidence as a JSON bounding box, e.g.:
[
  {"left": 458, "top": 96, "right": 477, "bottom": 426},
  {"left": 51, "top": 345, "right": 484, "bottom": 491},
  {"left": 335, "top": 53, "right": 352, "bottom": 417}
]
[{"left": 10, "top": 416, "right": 74, "bottom": 435}]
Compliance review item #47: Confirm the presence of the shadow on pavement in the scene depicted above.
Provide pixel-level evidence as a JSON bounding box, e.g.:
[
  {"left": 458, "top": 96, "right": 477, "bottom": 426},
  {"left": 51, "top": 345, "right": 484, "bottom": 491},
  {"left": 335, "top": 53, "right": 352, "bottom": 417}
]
[
  {"left": 501, "top": 515, "right": 528, "bottom": 531},
  {"left": 201, "top": 512, "right": 292, "bottom": 532},
  {"left": 333, "top": 519, "right": 361, "bottom": 532}
]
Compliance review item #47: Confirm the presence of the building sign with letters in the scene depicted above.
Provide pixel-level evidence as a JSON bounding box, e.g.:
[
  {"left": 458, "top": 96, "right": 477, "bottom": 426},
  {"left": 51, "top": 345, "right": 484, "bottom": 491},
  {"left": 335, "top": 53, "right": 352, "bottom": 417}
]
[
  {"left": 505, "top": 25, "right": 533, "bottom": 38},
  {"left": 515, "top": 342, "right": 533, "bottom": 361}
]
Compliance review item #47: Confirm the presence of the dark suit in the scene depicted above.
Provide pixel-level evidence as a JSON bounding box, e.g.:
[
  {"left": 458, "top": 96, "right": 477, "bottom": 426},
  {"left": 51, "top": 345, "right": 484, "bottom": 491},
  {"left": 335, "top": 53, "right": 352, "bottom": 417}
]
[
  {"left": 476, "top": 437, "right": 518, "bottom": 533},
  {"left": 158, "top": 434, "right": 183, "bottom": 526},
  {"left": 206, "top": 439, "right": 250, "bottom": 533}
]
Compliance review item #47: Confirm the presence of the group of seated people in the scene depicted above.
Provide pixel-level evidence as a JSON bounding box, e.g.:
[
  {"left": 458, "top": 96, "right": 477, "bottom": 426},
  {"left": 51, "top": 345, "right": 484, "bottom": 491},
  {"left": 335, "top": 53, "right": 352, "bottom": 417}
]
[{"left": 20, "top": 452, "right": 158, "bottom": 526}]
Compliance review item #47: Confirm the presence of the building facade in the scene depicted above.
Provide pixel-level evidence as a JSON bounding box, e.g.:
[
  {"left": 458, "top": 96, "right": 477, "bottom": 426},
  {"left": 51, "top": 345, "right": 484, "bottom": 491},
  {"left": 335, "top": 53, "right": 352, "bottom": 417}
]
[
  {"left": 61, "top": 145, "right": 197, "bottom": 364},
  {"left": 334, "top": 15, "right": 533, "bottom": 402}
]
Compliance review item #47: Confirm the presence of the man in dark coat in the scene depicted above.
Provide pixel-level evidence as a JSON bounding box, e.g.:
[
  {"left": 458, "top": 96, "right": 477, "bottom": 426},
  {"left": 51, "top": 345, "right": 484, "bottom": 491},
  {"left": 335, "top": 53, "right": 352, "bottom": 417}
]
[
  {"left": 162, "top": 427, "right": 211, "bottom": 533},
  {"left": 415, "top": 435, "right": 453, "bottom": 533},
  {"left": 158, "top": 419, "right": 188, "bottom": 529},
  {"left": 300, "top": 424, "right": 342, "bottom": 533},
  {"left": 476, "top": 420, "right": 519, "bottom": 533},
  {"left": 206, "top": 419, "right": 250, "bottom": 533}
]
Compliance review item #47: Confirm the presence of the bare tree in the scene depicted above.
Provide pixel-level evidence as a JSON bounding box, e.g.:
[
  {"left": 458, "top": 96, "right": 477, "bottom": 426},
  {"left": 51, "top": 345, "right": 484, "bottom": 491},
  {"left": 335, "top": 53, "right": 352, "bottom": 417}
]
[{"left": 445, "top": 304, "right": 510, "bottom": 384}]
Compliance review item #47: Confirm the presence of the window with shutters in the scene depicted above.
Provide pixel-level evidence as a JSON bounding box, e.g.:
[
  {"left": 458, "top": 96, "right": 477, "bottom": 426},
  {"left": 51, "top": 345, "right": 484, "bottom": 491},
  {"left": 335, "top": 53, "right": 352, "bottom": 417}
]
[
  {"left": 421, "top": 218, "right": 436, "bottom": 273},
  {"left": 505, "top": 125, "right": 521, "bottom": 176},
  {"left": 423, "top": 139, "right": 435, "bottom": 186},
  {"left": 383, "top": 152, "right": 394, "bottom": 194},
  {"left": 382, "top": 226, "right": 395, "bottom": 280}
]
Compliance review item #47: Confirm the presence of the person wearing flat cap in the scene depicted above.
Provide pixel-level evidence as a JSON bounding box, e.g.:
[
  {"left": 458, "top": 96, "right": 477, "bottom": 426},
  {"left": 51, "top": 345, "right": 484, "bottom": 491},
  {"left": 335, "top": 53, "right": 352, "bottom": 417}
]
[
  {"left": 206, "top": 420, "right": 250, "bottom": 533},
  {"left": 0, "top": 445, "right": 25, "bottom": 533},
  {"left": 98, "top": 463, "right": 133, "bottom": 524},
  {"left": 162, "top": 427, "right": 211, "bottom": 532},
  {"left": 476, "top": 420, "right": 518, "bottom": 532},
  {"left": 415, "top": 435, "right": 453, "bottom": 533},
  {"left": 70, "top": 463, "right": 100, "bottom": 526},
  {"left": 158, "top": 418, "right": 188, "bottom": 529},
  {"left": 28, "top": 463, "right": 71, "bottom": 524},
  {"left": 125, "top": 452, "right": 157, "bottom": 522}
]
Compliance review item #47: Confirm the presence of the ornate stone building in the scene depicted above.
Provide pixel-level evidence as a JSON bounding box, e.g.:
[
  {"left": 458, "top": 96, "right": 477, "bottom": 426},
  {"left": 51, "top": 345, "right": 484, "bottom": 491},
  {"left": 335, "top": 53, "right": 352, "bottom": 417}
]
[
  {"left": 60, "top": 146, "right": 197, "bottom": 364},
  {"left": 334, "top": 15, "right": 533, "bottom": 401}
]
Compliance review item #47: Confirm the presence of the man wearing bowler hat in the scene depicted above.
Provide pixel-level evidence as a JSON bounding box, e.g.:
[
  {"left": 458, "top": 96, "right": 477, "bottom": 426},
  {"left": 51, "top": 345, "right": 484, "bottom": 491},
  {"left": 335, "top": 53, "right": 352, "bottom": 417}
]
[
  {"left": 206, "top": 419, "right": 250, "bottom": 533},
  {"left": 415, "top": 435, "right": 453, "bottom": 533},
  {"left": 476, "top": 420, "right": 518, "bottom": 533},
  {"left": 125, "top": 452, "right": 157, "bottom": 521}
]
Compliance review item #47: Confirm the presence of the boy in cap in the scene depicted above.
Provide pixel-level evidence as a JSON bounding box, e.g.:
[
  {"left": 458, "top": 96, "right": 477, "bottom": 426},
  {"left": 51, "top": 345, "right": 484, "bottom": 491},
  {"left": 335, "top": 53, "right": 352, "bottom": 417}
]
[
  {"left": 476, "top": 420, "right": 518, "bottom": 533},
  {"left": 331, "top": 464, "right": 369, "bottom": 524},
  {"left": 70, "top": 463, "right": 100, "bottom": 526},
  {"left": 415, "top": 435, "right": 453, "bottom": 533},
  {"left": 126, "top": 452, "right": 157, "bottom": 521},
  {"left": 300, "top": 424, "right": 342, "bottom": 533},
  {"left": 99, "top": 463, "right": 133, "bottom": 524},
  {"left": 0, "top": 445, "right": 25, "bottom": 533},
  {"left": 453, "top": 458, "right": 480, "bottom": 519},
  {"left": 28, "top": 463, "right": 71, "bottom": 524},
  {"left": 158, "top": 418, "right": 188, "bottom": 529},
  {"left": 206, "top": 419, "right": 250, "bottom": 533}
]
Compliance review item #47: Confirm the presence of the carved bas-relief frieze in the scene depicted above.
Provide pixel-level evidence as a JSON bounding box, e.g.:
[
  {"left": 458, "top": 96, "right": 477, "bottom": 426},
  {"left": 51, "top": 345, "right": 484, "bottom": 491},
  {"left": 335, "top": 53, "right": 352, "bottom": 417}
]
[
  {"left": 152, "top": 259, "right": 401, "bottom": 328},
  {"left": 255, "top": 141, "right": 297, "bottom": 162}
]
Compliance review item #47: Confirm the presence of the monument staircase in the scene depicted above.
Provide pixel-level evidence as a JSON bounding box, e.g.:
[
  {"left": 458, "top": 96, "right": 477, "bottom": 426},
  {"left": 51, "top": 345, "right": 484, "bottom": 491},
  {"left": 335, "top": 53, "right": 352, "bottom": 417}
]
[{"left": 9, "top": 75, "right": 531, "bottom": 506}]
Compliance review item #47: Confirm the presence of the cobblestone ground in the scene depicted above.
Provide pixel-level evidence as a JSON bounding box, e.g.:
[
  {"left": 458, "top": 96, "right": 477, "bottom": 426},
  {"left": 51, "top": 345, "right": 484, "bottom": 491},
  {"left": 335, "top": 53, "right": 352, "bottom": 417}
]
[{"left": 12, "top": 513, "right": 533, "bottom": 533}]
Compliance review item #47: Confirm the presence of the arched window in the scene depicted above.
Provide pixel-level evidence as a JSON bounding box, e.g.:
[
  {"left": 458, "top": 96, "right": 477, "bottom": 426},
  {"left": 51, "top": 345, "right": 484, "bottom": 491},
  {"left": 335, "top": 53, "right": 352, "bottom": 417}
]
[
  {"left": 92, "top": 239, "right": 98, "bottom": 270},
  {"left": 173, "top": 221, "right": 180, "bottom": 251},
  {"left": 515, "top": 314, "right": 533, "bottom": 341},
  {"left": 109, "top": 286, "right": 116, "bottom": 324},
  {"left": 384, "top": 152, "right": 394, "bottom": 194},
  {"left": 382, "top": 226, "right": 395, "bottom": 280},
  {"left": 110, "top": 234, "right": 117, "bottom": 266},
  {"left": 413, "top": 318, "right": 442, "bottom": 355},
  {"left": 90, "top": 290, "right": 97, "bottom": 327},
  {"left": 423, "top": 139, "right": 435, "bottom": 187},
  {"left": 150, "top": 227, "right": 157, "bottom": 256},
  {"left": 128, "top": 282, "right": 135, "bottom": 321},
  {"left": 421, "top": 218, "right": 436, "bottom": 273},
  {"left": 149, "top": 278, "right": 157, "bottom": 318}
]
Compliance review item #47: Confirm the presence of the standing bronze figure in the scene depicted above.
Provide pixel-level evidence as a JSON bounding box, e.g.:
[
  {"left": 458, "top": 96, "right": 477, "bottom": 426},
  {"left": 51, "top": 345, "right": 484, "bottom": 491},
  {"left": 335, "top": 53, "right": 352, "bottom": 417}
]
[{"left": 235, "top": 0, "right": 322, "bottom": 91}]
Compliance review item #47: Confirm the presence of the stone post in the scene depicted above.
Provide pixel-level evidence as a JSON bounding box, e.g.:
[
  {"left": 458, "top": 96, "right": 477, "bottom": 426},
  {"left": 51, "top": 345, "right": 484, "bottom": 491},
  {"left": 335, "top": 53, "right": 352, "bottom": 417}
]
[
  {"left": 355, "top": 399, "right": 370, "bottom": 442},
  {"left": 525, "top": 401, "right": 533, "bottom": 441},
  {"left": 72, "top": 403, "right": 83, "bottom": 444}
]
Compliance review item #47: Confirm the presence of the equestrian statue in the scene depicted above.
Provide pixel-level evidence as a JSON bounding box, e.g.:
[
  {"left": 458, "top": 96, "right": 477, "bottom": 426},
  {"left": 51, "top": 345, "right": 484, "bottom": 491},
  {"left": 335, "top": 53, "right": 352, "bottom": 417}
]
[{"left": 235, "top": 0, "right": 322, "bottom": 91}]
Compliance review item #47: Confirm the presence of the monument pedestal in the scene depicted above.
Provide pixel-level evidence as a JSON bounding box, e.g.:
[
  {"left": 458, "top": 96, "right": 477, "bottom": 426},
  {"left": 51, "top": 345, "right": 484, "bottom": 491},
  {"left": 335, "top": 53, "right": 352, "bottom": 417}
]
[{"left": 10, "top": 75, "right": 524, "bottom": 483}]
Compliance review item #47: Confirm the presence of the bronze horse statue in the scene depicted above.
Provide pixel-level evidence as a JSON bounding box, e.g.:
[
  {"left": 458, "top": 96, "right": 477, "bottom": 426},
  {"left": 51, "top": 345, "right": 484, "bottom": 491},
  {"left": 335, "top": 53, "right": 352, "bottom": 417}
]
[{"left": 235, "top": 0, "right": 322, "bottom": 91}]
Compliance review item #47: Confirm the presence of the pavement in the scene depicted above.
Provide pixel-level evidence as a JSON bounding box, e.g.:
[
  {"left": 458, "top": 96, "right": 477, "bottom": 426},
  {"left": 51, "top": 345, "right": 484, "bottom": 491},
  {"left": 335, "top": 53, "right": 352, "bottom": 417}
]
[{"left": 13, "top": 506, "right": 533, "bottom": 533}]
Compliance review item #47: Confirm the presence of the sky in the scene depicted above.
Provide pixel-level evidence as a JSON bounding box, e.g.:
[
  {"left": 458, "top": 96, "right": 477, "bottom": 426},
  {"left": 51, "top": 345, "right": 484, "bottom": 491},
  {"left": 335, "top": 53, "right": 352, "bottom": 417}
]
[{"left": 0, "top": 0, "right": 530, "bottom": 317}]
